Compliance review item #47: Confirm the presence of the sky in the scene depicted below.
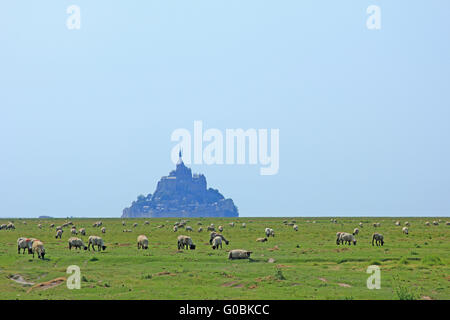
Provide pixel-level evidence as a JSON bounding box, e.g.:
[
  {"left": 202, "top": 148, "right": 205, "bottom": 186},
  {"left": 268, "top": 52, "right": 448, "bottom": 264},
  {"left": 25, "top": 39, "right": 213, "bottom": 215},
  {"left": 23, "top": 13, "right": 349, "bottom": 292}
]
[{"left": 0, "top": 1, "right": 449, "bottom": 218}]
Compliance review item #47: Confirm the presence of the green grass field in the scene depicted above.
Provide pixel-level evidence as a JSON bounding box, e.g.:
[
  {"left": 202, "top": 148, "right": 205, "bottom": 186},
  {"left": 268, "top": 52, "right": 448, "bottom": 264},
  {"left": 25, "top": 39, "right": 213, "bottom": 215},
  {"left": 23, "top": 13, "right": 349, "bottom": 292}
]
[{"left": 0, "top": 217, "right": 448, "bottom": 300}]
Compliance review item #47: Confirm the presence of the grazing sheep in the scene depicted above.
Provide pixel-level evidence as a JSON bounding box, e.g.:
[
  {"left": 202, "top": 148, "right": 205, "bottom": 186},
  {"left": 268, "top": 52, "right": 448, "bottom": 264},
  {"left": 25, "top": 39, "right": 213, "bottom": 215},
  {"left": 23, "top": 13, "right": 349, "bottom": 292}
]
[
  {"left": 137, "top": 235, "right": 149, "bottom": 250},
  {"left": 256, "top": 237, "right": 268, "bottom": 242},
  {"left": 228, "top": 249, "right": 252, "bottom": 260},
  {"left": 359, "top": 222, "right": 363, "bottom": 228},
  {"left": 157, "top": 225, "right": 165, "bottom": 229},
  {"left": 353, "top": 228, "right": 359, "bottom": 236},
  {"left": 395, "top": 221, "right": 400, "bottom": 226},
  {"left": 373, "top": 222, "right": 381, "bottom": 227},
  {"left": 229, "top": 222, "right": 235, "bottom": 227},
  {"left": 404, "top": 221, "right": 410, "bottom": 227},
  {"left": 55, "top": 229, "right": 63, "bottom": 239},
  {"left": 207, "top": 226, "right": 215, "bottom": 232},
  {"left": 173, "top": 226, "right": 178, "bottom": 232},
  {"left": 336, "top": 232, "right": 344, "bottom": 245},
  {"left": 23, "top": 221, "right": 27, "bottom": 225},
  {"left": 433, "top": 221, "right": 439, "bottom": 226},
  {"left": 50, "top": 223, "right": 55, "bottom": 228},
  {"left": 101, "top": 227, "right": 106, "bottom": 234},
  {"left": 218, "top": 226, "right": 223, "bottom": 232},
  {"left": 133, "top": 223, "right": 138, "bottom": 228},
  {"left": 144, "top": 221, "right": 150, "bottom": 225},
  {"left": 402, "top": 227, "right": 409, "bottom": 235},
  {"left": 122, "top": 221, "right": 126, "bottom": 226},
  {"left": 6, "top": 223, "right": 15, "bottom": 230},
  {"left": 211, "top": 236, "right": 223, "bottom": 249},
  {"left": 425, "top": 221, "right": 430, "bottom": 226},
  {"left": 31, "top": 240, "right": 46, "bottom": 259},
  {"left": 56, "top": 226, "right": 62, "bottom": 231},
  {"left": 123, "top": 229, "right": 132, "bottom": 232},
  {"left": 0, "top": 224, "right": 6, "bottom": 230},
  {"left": 17, "top": 237, "right": 35, "bottom": 254},
  {"left": 38, "top": 224, "right": 42, "bottom": 229},
  {"left": 241, "top": 223, "right": 246, "bottom": 228},
  {"left": 265, "top": 228, "right": 275, "bottom": 237},
  {"left": 79, "top": 228, "right": 86, "bottom": 236},
  {"left": 372, "top": 233, "right": 384, "bottom": 246},
  {"left": 71, "top": 227, "right": 78, "bottom": 235},
  {"left": 209, "top": 232, "right": 230, "bottom": 245},
  {"left": 293, "top": 224, "right": 298, "bottom": 231},
  {"left": 197, "top": 222, "right": 203, "bottom": 225},
  {"left": 340, "top": 233, "right": 357, "bottom": 245},
  {"left": 177, "top": 235, "right": 196, "bottom": 250},
  {"left": 446, "top": 221, "right": 450, "bottom": 226},
  {"left": 88, "top": 236, "right": 106, "bottom": 251},
  {"left": 92, "top": 222, "right": 98, "bottom": 228},
  {"left": 185, "top": 226, "right": 193, "bottom": 232},
  {"left": 197, "top": 227, "right": 203, "bottom": 232},
  {"left": 68, "top": 237, "right": 87, "bottom": 250}
]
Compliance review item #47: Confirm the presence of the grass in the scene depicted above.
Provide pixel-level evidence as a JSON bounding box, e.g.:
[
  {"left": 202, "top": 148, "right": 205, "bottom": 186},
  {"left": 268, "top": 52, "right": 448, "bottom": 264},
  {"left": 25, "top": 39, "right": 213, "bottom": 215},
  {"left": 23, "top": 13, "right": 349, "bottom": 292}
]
[{"left": 0, "top": 217, "right": 448, "bottom": 300}]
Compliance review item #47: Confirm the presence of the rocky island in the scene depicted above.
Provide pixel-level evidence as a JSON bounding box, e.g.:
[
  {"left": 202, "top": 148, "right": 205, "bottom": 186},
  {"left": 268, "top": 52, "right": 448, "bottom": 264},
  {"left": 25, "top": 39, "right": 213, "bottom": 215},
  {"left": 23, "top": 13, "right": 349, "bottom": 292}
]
[{"left": 122, "top": 151, "right": 239, "bottom": 218}]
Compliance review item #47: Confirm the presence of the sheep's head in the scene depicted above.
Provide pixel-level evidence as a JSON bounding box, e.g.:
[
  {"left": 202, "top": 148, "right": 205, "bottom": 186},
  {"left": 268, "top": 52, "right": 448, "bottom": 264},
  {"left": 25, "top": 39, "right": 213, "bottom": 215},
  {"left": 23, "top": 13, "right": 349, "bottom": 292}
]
[
  {"left": 189, "top": 244, "right": 196, "bottom": 250},
  {"left": 83, "top": 246, "right": 88, "bottom": 250},
  {"left": 225, "top": 240, "right": 229, "bottom": 245},
  {"left": 102, "top": 246, "right": 107, "bottom": 251}
]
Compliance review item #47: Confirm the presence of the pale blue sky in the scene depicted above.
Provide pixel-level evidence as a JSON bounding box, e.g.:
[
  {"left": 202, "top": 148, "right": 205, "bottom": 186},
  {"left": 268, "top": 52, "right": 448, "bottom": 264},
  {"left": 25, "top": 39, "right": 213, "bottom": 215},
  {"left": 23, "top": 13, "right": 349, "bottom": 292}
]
[{"left": 1, "top": 1, "right": 449, "bottom": 217}]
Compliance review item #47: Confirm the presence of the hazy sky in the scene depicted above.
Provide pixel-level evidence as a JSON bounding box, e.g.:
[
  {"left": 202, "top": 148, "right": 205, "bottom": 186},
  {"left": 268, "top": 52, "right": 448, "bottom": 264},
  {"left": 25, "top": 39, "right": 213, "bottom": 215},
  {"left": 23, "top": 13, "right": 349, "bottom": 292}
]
[{"left": 1, "top": 1, "right": 449, "bottom": 218}]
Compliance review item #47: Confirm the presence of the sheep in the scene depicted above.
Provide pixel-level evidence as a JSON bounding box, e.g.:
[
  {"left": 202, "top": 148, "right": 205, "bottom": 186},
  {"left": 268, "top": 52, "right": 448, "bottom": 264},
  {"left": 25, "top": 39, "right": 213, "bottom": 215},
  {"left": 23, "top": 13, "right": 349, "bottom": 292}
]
[
  {"left": 256, "top": 237, "right": 268, "bottom": 242},
  {"left": 207, "top": 226, "right": 215, "bottom": 232},
  {"left": 122, "top": 221, "right": 126, "bottom": 226},
  {"left": 395, "top": 221, "right": 400, "bottom": 226},
  {"left": 17, "top": 237, "right": 35, "bottom": 254},
  {"left": 209, "top": 232, "right": 229, "bottom": 245},
  {"left": 0, "top": 224, "right": 6, "bottom": 230},
  {"left": 293, "top": 224, "right": 298, "bottom": 231},
  {"left": 211, "top": 236, "right": 223, "bottom": 249},
  {"left": 432, "top": 221, "right": 439, "bottom": 226},
  {"left": 144, "top": 221, "right": 150, "bottom": 225},
  {"left": 229, "top": 222, "right": 235, "bottom": 227},
  {"left": 123, "top": 229, "right": 132, "bottom": 232},
  {"left": 241, "top": 223, "right": 246, "bottom": 228},
  {"left": 177, "top": 235, "right": 196, "bottom": 250},
  {"left": 68, "top": 237, "right": 87, "bottom": 250},
  {"left": 340, "top": 233, "right": 357, "bottom": 245},
  {"left": 6, "top": 223, "right": 15, "bottom": 230},
  {"left": 336, "top": 232, "right": 344, "bottom": 245},
  {"left": 56, "top": 226, "right": 62, "bottom": 231},
  {"left": 157, "top": 225, "right": 165, "bottom": 229},
  {"left": 404, "top": 221, "right": 410, "bottom": 227},
  {"left": 353, "top": 228, "right": 359, "bottom": 236},
  {"left": 137, "top": 235, "right": 149, "bottom": 250},
  {"left": 55, "top": 229, "right": 63, "bottom": 239},
  {"left": 265, "top": 228, "right": 275, "bottom": 237},
  {"left": 373, "top": 222, "right": 381, "bottom": 227},
  {"left": 88, "top": 236, "right": 106, "bottom": 251},
  {"left": 173, "top": 226, "right": 178, "bottom": 232},
  {"left": 38, "top": 223, "right": 42, "bottom": 229},
  {"left": 92, "top": 222, "right": 98, "bottom": 228},
  {"left": 197, "top": 227, "right": 203, "bottom": 232},
  {"left": 101, "top": 227, "right": 106, "bottom": 234},
  {"left": 197, "top": 222, "right": 203, "bottom": 225},
  {"left": 50, "top": 223, "right": 55, "bottom": 228},
  {"left": 425, "top": 221, "right": 430, "bottom": 226},
  {"left": 79, "top": 228, "right": 86, "bottom": 236},
  {"left": 133, "top": 223, "right": 138, "bottom": 228},
  {"left": 185, "top": 226, "right": 193, "bottom": 232},
  {"left": 446, "top": 222, "right": 450, "bottom": 226},
  {"left": 218, "top": 226, "right": 224, "bottom": 232},
  {"left": 23, "top": 221, "right": 27, "bottom": 225},
  {"left": 287, "top": 222, "right": 294, "bottom": 226},
  {"left": 71, "top": 227, "right": 78, "bottom": 235},
  {"left": 228, "top": 249, "right": 252, "bottom": 260},
  {"left": 32, "top": 240, "right": 46, "bottom": 259},
  {"left": 359, "top": 222, "right": 363, "bottom": 228},
  {"left": 372, "top": 233, "right": 384, "bottom": 246},
  {"left": 402, "top": 227, "right": 409, "bottom": 235}
]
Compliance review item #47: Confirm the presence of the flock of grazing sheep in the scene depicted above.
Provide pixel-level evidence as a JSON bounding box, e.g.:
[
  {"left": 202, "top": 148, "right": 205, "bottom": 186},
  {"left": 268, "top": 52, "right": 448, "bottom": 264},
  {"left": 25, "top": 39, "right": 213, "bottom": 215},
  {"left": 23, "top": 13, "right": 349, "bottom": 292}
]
[{"left": 1, "top": 218, "right": 449, "bottom": 261}]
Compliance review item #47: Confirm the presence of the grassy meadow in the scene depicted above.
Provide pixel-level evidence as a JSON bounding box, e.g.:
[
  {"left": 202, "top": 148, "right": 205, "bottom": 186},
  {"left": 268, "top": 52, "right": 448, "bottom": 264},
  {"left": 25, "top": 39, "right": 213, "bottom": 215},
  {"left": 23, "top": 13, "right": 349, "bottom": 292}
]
[{"left": 0, "top": 217, "right": 448, "bottom": 300}]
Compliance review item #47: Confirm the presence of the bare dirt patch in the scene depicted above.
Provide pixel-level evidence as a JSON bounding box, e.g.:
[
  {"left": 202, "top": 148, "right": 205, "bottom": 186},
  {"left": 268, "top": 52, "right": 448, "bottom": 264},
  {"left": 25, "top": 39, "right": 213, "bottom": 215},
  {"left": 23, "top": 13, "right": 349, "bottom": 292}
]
[
  {"left": 421, "top": 296, "right": 433, "bottom": 300},
  {"left": 318, "top": 277, "right": 328, "bottom": 282},
  {"left": 337, "top": 283, "right": 352, "bottom": 288},
  {"left": 26, "top": 277, "right": 66, "bottom": 293},
  {"left": 8, "top": 274, "right": 35, "bottom": 286},
  {"left": 153, "top": 271, "right": 177, "bottom": 277}
]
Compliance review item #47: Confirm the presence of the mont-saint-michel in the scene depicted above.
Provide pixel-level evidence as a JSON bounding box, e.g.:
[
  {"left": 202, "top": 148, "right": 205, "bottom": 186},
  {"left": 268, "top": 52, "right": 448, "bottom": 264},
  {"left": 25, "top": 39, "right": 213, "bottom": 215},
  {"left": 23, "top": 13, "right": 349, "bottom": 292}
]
[{"left": 122, "top": 151, "right": 239, "bottom": 218}]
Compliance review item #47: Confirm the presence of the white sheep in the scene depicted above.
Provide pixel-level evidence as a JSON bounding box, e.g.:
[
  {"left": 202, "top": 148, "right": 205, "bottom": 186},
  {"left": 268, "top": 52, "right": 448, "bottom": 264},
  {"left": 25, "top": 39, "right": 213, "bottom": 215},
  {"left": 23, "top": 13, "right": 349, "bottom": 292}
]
[
  {"left": 17, "top": 237, "right": 35, "bottom": 254},
  {"left": 218, "top": 226, "right": 224, "bottom": 232},
  {"left": 177, "top": 235, "right": 196, "bottom": 250},
  {"left": 395, "top": 221, "right": 400, "bottom": 226},
  {"left": 433, "top": 221, "right": 439, "bottom": 226},
  {"left": 185, "top": 226, "right": 193, "bottom": 232},
  {"left": 133, "top": 223, "right": 138, "bottom": 228},
  {"left": 229, "top": 222, "right": 235, "bottom": 227},
  {"left": 55, "top": 229, "right": 63, "bottom": 239},
  {"left": 71, "top": 227, "right": 78, "bottom": 235},
  {"left": 293, "top": 224, "right": 298, "bottom": 231},
  {"left": 144, "top": 221, "right": 150, "bottom": 225},
  {"left": 372, "top": 233, "right": 384, "bottom": 246},
  {"left": 88, "top": 236, "right": 106, "bottom": 251},
  {"left": 353, "top": 228, "right": 359, "bottom": 236},
  {"left": 265, "top": 228, "right": 275, "bottom": 237},
  {"left": 425, "top": 221, "right": 430, "bottom": 226},
  {"left": 68, "top": 237, "right": 87, "bottom": 250},
  {"left": 79, "top": 228, "right": 86, "bottom": 236},
  {"left": 211, "top": 236, "right": 223, "bottom": 249},
  {"left": 32, "top": 240, "right": 46, "bottom": 259},
  {"left": 241, "top": 223, "right": 246, "bottom": 228},
  {"left": 197, "top": 227, "right": 203, "bottom": 232},
  {"left": 336, "top": 232, "right": 344, "bottom": 245},
  {"left": 101, "top": 227, "right": 106, "bottom": 234},
  {"left": 402, "top": 227, "right": 409, "bottom": 235},
  {"left": 173, "top": 226, "right": 178, "bottom": 232},
  {"left": 137, "top": 235, "right": 149, "bottom": 250},
  {"left": 228, "top": 249, "right": 252, "bottom": 260},
  {"left": 359, "top": 222, "right": 363, "bottom": 228},
  {"left": 341, "top": 233, "right": 357, "bottom": 245},
  {"left": 256, "top": 237, "right": 268, "bottom": 242},
  {"left": 404, "top": 221, "right": 410, "bottom": 227}
]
